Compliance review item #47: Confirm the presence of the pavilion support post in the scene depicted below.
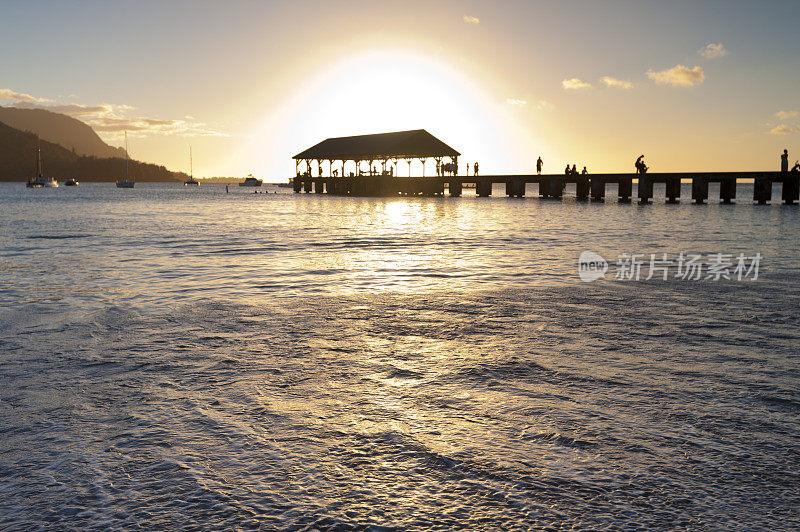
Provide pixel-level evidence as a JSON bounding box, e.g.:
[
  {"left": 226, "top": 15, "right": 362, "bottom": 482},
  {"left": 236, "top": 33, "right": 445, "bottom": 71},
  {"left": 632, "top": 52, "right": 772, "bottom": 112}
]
[{"left": 304, "top": 160, "right": 312, "bottom": 193}]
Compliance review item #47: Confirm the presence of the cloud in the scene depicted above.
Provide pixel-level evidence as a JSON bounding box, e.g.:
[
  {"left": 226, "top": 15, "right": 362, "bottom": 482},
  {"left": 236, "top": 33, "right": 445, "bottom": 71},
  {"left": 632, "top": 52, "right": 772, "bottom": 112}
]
[
  {"left": 600, "top": 76, "right": 633, "bottom": 89},
  {"left": 699, "top": 43, "right": 728, "bottom": 59},
  {"left": 774, "top": 110, "right": 799, "bottom": 120},
  {"left": 88, "top": 116, "right": 228, "bottom": 138},
  {"left": 562, "top": 78, "right": 593, "bottom": 90},
  {"left": 505, "top": 98, "right": 527, "bottom": 106},
  {"left": 0, "top": 88, "right": 51, "bottom": 103},
  {"left": 770, "top": 124, "right": 798, "bottom": 135},
  {"left": 647, "top": 65, "right": 705, "bottom": 87},
  {"left": 462, "top": 15, "right": 480, "bottom": 25},
  {"left": 12, "top": 101, "right": 133, "bottom": 118}
]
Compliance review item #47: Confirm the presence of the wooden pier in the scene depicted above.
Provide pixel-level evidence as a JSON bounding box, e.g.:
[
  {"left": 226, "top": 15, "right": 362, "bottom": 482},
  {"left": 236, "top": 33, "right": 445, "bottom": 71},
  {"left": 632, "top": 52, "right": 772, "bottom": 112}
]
[
  {"left": 291, "top": 130, "right": 799, "bottom": 205},
  {"left": 293, "top": 172, "right": 800, "bottom": 205}
]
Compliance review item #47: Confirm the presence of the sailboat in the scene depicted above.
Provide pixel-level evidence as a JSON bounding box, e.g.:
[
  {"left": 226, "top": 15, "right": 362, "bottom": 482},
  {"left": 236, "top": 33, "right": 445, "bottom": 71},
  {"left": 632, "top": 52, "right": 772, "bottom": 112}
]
[
  {"left": 184, "top": 146, "right": 199, "bottom": 186},
  {"left": 26, "top": 137, "right": 58, "bottom": 188},
  {"left": 116, "top": 132, "right": 135, "bottom": 188}
]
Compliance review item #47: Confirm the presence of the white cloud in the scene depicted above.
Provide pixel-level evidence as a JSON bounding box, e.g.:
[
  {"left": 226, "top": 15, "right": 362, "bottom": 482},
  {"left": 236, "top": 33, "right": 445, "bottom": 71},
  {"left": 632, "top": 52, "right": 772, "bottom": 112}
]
[
  {"left": 770, "top": 124, "right": 798, "bottom": 135},
  {"left": 505, "top": 98, "right": 527, "bottom": 106},
  {"left": 462, "top": 15, "right": 480, "bottom": 25},
  {"left": 647, "top": 65, "right": 705, "bottom": 87},
  {"left": 0, "top": 88, "right": 51, "bottom": 103},
  {"left": 562, "top": 78, "right": 593, "bottom": 90},
  {"left": 600, "top": 76, "right": 633, "bottom": 89},
  {"left": 774, "top": 110, "right": 799, "bottom": 120},
  {"left": 699, "top": 43, "right": 728, "bottom": 59}
]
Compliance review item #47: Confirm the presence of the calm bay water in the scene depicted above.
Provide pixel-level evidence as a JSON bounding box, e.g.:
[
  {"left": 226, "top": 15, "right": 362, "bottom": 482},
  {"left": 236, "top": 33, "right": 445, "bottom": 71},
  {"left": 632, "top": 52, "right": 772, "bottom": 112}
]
[{"left": 1, "top": 182, "right": 799, "bottom": 529}]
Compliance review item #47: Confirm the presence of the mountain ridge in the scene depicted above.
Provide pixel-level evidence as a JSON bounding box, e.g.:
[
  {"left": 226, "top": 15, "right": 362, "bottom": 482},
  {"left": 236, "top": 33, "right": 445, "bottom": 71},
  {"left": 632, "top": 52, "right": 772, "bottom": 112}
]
[
  {"left": 0, "top": 120, "right": 185, "bottom": 182},
  {"left": 0, "top": 106, "right": 126, "bottom": 159}
]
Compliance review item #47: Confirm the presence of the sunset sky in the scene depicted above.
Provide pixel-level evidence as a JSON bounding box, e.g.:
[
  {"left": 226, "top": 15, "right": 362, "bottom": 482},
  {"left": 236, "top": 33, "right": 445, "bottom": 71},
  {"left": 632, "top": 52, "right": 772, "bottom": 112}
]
[{"left": 1, "top": 0, "right": 798, "bottom": 178}]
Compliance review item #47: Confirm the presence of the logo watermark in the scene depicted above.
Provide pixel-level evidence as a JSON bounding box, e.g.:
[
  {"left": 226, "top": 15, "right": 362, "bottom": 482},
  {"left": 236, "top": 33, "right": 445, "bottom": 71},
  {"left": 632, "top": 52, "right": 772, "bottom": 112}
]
[
  {"left": 578, "top": 252, "right": 761, "bottom": 282},
  {"left": 578, "top": 251, "right": 609, "bottom": 282}
]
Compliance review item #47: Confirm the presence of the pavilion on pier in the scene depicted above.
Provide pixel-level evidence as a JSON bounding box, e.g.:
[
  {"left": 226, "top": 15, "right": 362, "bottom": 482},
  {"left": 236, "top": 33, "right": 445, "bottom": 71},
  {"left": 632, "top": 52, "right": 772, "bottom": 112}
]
[{"left": 292, "top": 129, "right": 460, "bottom": 178}]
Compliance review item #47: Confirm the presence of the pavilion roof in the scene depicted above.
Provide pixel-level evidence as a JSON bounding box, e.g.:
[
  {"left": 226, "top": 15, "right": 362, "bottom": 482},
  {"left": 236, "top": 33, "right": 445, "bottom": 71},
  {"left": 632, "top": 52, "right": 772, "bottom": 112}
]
[{"left": 293, "top": 129, "right": 460, "bottom": 161}]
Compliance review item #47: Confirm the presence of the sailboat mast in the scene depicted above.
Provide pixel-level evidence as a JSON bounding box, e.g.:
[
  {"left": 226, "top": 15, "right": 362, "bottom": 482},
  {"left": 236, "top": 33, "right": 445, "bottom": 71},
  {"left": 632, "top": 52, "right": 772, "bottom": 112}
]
[
  {"left": 125, "top": 131, "right": 129, "bottom": 181},
  {"left": 37, "top": 136, "right": 42, "bottom": 177}
]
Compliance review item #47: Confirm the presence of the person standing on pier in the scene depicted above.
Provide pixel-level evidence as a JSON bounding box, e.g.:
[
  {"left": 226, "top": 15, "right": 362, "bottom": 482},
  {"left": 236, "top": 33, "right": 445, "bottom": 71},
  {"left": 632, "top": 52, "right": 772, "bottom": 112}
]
[
  {"left": 571, "top": 164, "right": 577, "bottom": 175},
  {"left": 474, "top": 162, "right": 479, "bottom": 176},
  {"left": 781, "top": 149, "right": 789, "bottom": 172},
  {"left": 581, "top": 166, "right": 588, "bottom": 175},
  {"left": 565, "top": 164, "right": 571, "bottom": 175},
  {"left": 466, "top": 163, "right": 470, "bottom": 176},
  {"left": 536, "top": 156, "right": 543, "bottom": 175},
  {"left": 635, "top": 155, "right": 648, "bottom": 174},
  {"left": 792, "top": 161, "right": 800, "bottom": 173}
]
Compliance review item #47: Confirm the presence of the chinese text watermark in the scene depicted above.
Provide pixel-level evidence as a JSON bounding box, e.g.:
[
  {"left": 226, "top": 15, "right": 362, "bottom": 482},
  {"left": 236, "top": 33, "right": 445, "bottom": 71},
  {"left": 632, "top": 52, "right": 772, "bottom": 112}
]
[{"left": 579, "top": 252, "right": 761, "bottom": 282}]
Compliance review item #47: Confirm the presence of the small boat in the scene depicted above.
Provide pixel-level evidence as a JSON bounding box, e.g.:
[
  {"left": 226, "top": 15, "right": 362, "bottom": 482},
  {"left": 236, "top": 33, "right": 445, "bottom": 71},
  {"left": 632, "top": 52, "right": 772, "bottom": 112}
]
[
  {"left": 116, "top": 132, "right": 135, "bottom": 188},
  {"left": 239, "top": 174, "right": 263, "bottom": 187},
  {"left": 27, "top": 138, "right": 59, "bottom": 188},
  {"left": 184, "top": 147, "right": 199, "bottom": 186},
  {"left": 64, "top": 178, "right": 79, "bottom": 186}
]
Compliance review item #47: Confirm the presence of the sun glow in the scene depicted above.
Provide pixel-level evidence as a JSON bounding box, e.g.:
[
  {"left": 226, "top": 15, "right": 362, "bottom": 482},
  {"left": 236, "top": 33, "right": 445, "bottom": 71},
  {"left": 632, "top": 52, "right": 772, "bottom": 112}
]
[{"left": 250, "top": 49, "right": 546, "bottom": 179}]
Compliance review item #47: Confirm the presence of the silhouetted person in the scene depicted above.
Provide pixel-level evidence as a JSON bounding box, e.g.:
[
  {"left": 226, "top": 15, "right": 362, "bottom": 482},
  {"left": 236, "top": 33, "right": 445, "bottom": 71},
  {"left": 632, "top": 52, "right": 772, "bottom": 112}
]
[
  {"left": 467, "top": 163, "right": 470, "bottom": 176},
  {"left": 635, "top": 155, "right": 648, "bottom": 174},
  {"left": 565, "top": 164, "right": 570, "bottom": 175},
  {"left": 781, "top": 149, "right": 789, "bottom": 172},
  {"left": 571, "top": 164, "right": 577, "bottom": 175},
  {"left": 474, "top": 162, "right": 479, "bottom": 176},
  {"left": 581, "top": 166, "right": 588, "bottom": 175},
  {"left": 536, "top": 156, "right": 543, "bottom": 174},
  {"left": 792, "top": 161, "right": 800, "bottom": 173}
]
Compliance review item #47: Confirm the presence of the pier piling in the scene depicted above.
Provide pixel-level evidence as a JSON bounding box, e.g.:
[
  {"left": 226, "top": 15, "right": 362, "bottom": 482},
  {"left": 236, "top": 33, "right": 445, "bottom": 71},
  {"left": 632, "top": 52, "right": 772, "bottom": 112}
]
[
  {"left": 619, "top": 178, "right": 632, "bottom": 202},
  {"left": 782, "top": 174, "right": 799, "bottom": 205},
  {"left": 476, "top": 178, "right": 492, "bottom": 197},
  {"left": 590, "top": 177, "right": 605, "bottom": 201},
  {"left": 692, "top": 177, "right": 708, "bottom": 204},
  {"left": 754, "top": 176, "right": 771, "bottom": 204},
  {"left": 665, "top": 178, "right": 681, "bottom": 203},
  {"left": 449, "top": 179, "right": 462, "bottom": 197},
  {"left": 576, "top": 177, "right": 590, "bottom": 201},
  {"left": 638, "top": 176, "right": 653, "bottom": 204},
  {"left": 550, "top": 177, "right": 563, "bottom": 199},
  {"left": 720, "top": 179, "right": 736, "bottom": 204}
]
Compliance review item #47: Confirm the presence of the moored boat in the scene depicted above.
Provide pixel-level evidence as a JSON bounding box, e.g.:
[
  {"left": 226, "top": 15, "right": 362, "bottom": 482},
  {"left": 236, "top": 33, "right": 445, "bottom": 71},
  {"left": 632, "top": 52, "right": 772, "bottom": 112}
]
[
  {"left": 27, "top": 139, "right": 58, "bottom": 188},
  {"left": 116, "top": 132, "right": 135, "bottom": 188},
  {"left": 239, "top": 174, "right": 263, "bottom": 187}
]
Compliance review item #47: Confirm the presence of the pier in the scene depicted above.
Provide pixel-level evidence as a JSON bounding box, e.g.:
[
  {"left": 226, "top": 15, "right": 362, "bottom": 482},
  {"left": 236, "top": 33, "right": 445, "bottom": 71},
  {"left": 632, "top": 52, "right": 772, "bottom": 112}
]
[{"left": 292, "top": 130, "right": 800, "bottom": 205}]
